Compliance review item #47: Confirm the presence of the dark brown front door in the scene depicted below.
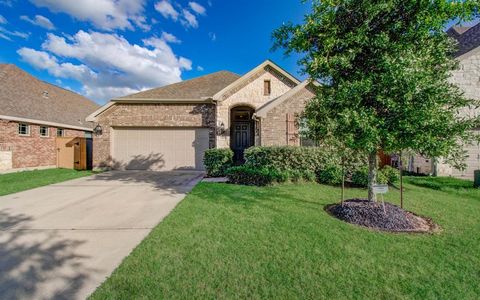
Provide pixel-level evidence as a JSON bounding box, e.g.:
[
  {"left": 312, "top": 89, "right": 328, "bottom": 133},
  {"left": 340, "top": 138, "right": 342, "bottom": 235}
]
[{"left": 231, "top": 122, "right": 252, "bottom": 162}]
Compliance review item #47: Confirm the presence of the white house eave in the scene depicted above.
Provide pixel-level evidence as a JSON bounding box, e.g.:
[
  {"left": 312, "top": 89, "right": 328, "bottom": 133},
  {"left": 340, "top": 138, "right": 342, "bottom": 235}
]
[
  {"left": 85, "top": 98, "right": 216, "bottom": 122},
  {"left": 0, "top": 115, "right": 93, "bottom": 131}
]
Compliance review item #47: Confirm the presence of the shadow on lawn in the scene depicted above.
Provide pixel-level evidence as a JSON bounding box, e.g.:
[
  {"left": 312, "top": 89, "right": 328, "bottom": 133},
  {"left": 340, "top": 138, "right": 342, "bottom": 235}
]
[{"left": 0, "top": 209, "right": 95, "bottom": 299}]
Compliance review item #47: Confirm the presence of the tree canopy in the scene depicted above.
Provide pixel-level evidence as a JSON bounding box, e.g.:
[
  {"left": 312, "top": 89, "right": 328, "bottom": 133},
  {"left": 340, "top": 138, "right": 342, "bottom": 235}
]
[{"left": 273, "top": 0, "right": 480, "bottom": 200}]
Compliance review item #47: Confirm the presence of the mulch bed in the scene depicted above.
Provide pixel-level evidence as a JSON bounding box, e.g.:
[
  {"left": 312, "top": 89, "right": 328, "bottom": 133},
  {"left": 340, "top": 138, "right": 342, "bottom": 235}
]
[{"left": 326, "top": 199, "right": 439, "bottom": 233}]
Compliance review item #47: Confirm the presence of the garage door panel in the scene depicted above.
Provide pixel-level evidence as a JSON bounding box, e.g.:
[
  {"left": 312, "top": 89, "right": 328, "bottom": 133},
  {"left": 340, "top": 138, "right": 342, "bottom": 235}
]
[{"left": 112, "top": 127, "right": 209, "bottom": 171}]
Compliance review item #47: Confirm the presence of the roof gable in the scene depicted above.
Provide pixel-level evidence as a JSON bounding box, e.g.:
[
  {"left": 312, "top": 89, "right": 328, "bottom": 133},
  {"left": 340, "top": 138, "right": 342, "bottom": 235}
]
[
  {"left": 255, "top": 80, "right": 318, "bottom": 118},
  {"left": 117, "top": 71, "right": 240, "bottom": 101},
  {"left": 0, "top": 64, "right": 99, "bottom": 130},
  {"left": 448, "top": 23, "right": 480, "bottom": 59},
  {"left": 212, "top": 60, "right": 301, "bottom": 101}
]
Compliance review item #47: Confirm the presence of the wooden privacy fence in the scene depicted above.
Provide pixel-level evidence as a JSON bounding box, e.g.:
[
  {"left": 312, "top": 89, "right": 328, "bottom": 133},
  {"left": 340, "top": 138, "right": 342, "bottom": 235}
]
[{"left": 56, "top": 137, "right": 92, "bottom": 170}]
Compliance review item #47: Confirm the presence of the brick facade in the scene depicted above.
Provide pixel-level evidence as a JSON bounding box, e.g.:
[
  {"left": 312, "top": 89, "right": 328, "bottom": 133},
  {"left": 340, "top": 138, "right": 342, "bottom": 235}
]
[
  {"left": 216, "top": 67, "right": 296, "bottom": 148},
  {"left": 261, "top": 87, "right": 315, "bottom": 146},
  {"left": 92, "top": 103, "right": 216, "bottom": 168},
  {"left": 0, "top": 119, "right": 85, "bottom": 170}
]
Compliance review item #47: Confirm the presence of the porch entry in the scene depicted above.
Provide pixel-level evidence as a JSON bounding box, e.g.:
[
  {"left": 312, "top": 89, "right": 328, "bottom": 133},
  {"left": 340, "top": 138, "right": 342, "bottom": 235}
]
[{"left": 230, "top": 106, "right": 255, "bottom": 163}]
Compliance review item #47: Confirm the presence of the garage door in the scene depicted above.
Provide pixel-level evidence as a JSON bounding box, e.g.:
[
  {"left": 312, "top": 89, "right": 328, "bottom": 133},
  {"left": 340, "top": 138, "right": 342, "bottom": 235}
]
[{"left": 112, "top": 127, "right": 209, "bottom": 171}]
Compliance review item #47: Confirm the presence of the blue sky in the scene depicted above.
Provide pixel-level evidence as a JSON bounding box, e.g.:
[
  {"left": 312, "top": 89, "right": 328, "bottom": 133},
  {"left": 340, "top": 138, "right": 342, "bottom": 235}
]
[{"left": 0, "top": 0, "right": 310, "bottom": 104}]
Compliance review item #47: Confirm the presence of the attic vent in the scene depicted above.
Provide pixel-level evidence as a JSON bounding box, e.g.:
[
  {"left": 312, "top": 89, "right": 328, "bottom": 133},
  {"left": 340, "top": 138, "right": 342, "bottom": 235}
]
[{"left": 42, "top": 91, "right": 49, "bottom": 98}]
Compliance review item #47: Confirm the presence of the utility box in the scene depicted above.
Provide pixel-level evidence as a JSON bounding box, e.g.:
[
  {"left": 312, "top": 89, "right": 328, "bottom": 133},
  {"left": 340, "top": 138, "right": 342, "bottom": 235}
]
[{"left": 475, "top": 170, "right": 480, "bottom": 188}]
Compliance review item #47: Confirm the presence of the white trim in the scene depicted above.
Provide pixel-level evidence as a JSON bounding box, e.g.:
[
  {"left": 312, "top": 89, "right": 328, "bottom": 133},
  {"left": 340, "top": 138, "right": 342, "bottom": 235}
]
[
  {"left": 254, "top": 80, "right": 319, "bottom": 118},
  {"left": 85, "top": 101, "right": 115, "bottom": 122},
  {"left": 56, "top": 128, "right": 65, "bottom": 137},
  {"left": 18, "top": 123, "right": 30, "bottom": 136},
  {"left": 39, "top": 125, "right": 50, "bottom": 137},
  {"left": 0, "top": 115, "right": 92, "bottom": 131},
  {"left": 212, "top": 59, "right": 301, "bottom": 101},
  {"left": 85, "top": 98, "right": 215, "bottom": 122}
]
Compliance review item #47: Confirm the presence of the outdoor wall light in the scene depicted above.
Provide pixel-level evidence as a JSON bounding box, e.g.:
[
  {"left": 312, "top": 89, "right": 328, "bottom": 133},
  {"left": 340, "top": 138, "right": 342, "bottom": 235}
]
[
  {"left": 216, "top": 121, "right": 226, "bottom": 135},
  {"left": 93, "top": 124, "right": 103, "bottom": 136}
]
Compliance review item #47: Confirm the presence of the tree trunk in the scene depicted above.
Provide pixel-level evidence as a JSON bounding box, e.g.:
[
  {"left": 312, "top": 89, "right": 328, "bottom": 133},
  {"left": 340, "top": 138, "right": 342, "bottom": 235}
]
[{"left": 368, "top": 150, "right": 377, "bottom": 202}]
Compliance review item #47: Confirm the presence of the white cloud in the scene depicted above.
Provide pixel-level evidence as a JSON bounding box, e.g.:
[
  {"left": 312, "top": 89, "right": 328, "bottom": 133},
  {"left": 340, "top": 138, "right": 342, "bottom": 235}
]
[
  {"left": 155, "top": 1, "right": 205, "bottom": 29},
  {"left": 181, "top": 9, "right": 198, "bottom": 28},
  {"left": 161, "top": 31, "right": 181, "bottom": 43},
  {"left": 0, "top": 26, "right": 29, "bottom": 41},
  {"left": 20, "top": 15, "right": 55, "bottom": 30},
  {"left": 18, "top": 30, "right": 192, "bottom": 103},
  {"left": 154, "top": 0, "right": 179, "bottom": 21},
  {"left": 30, "top": 0, "right": 148, "bottom": 31},
  {"left": 0, "top": 14, "right": 6, "bottom": 24},
  {"left": 188, "top": 2, "right": 206, "bottom": 15},
  {"left": 196, "top": 65, "right": 204, "bottom": 71}
]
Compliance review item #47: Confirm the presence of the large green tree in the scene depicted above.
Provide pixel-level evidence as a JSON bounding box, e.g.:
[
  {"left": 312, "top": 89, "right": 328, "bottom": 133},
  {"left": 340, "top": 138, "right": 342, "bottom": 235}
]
[{"left": 274, "top": 0, "right": 480, "bottom": 201}]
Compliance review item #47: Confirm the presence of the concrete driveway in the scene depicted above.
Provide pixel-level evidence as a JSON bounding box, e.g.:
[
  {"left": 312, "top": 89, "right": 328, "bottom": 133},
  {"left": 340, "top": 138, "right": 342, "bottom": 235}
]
[{"left": 0, "top": 171, "right": 204, "bottom": 300}]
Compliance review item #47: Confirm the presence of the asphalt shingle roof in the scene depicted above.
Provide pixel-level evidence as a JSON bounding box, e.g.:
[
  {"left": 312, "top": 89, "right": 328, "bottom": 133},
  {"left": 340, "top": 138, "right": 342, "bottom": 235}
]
[
  {"left": 118, "top": 71, "right": 241, "bottom": 100},
  {"left": 447, "top": 23, "right": 480, "bottom": 57},
  {"left": 0, "top": 64, "right": 99, "bottom": 129}
]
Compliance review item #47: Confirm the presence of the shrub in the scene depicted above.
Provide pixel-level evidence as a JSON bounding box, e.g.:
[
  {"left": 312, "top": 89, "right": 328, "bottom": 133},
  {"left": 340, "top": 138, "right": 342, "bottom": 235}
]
[
  {"left": 317, "top": 165, "right": 344, "bottom": 185},
  {"left": 244, "top": 146, "right": 341, "bottom": 173},
  {"left": 352, "top": 166, "right": 389, "bottom": 187},
  {"left": 351, "top": 167, "right": 369, "bottom": 187},
  {"left": 203, "top": 148, "right": 233, "bottom": 177},
  {"left": 381, "top": 165, "right": 400, "bottom": 184},
  {"left": 226, "top": 166, "right": 289, "bottom": 186},
  {"left": 288, "top": 169, "right": 317, "bottom": 183}
]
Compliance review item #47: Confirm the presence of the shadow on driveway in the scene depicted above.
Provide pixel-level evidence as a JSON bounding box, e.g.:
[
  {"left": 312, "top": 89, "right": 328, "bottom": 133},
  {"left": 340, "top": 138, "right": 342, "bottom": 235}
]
[{"left": 0, "top": 209, "right": 94, "bottom": 299}]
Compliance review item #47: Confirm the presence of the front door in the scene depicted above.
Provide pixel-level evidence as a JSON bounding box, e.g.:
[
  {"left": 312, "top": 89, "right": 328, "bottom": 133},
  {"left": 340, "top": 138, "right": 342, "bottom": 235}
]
[{"left": 231, "top": 122, "right": 252, "bottom": 163}]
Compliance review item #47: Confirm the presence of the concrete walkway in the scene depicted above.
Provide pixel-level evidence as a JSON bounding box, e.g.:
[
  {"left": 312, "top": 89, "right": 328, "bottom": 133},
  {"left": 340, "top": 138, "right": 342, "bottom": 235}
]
[{"left": 0, "top": 171, "right": 204, "bottom": 300}]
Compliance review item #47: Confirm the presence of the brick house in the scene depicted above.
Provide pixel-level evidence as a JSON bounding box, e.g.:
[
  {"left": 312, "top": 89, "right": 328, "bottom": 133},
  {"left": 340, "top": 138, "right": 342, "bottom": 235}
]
[
  {"left": 0, "top": 64, "right": 99, "bottom": 171},
  {"left": 87, "top": 60, "right": 317, "bottom": 170},
  {"left": 407, "top": 24, "right": 480, "bottom": 179}
]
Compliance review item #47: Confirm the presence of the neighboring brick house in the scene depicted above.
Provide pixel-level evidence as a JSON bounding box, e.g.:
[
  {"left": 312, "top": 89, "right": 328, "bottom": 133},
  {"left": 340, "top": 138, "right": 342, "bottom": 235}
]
[
  {"left": 0, "top": 64, "right": 99, "bottom": 171},
  {"left": 405, "top": 24, "right": 480, "bottom": 179},
  {"left": 87, "top": 60, "right": 317, "bottom": 170}
]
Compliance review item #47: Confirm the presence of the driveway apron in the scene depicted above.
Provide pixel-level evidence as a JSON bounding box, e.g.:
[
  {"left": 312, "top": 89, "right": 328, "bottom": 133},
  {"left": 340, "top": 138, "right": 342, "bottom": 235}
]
[{"left": 0, "top": 171, "right": 203, "bottom": 300}]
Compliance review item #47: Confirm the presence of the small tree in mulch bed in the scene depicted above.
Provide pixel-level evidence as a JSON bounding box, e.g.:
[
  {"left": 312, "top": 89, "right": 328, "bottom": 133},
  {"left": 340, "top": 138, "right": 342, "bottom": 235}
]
[
  {"left": 273, "top": 0, "right": 480, "bottom": 203},
  {"left": 326, "top": 200, "right": 438, "bottom": 233}
]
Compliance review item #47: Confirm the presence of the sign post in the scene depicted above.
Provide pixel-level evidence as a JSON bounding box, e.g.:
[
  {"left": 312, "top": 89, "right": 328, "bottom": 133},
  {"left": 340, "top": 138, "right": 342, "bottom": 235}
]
[{"left": 372, "top": 184, "right": 389, "bottom": 214}]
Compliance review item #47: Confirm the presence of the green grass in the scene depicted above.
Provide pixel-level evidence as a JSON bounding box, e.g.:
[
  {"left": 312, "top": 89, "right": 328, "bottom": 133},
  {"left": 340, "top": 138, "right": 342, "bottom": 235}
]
[
  {"left": 404, "top": 175, "right": 477, "bottom": 192},
  {"left": 91, "top": 177, "right": 480, "bottom": 299},
  {"left": 0, "top": 168, "right": 94, "bottom": 196}
]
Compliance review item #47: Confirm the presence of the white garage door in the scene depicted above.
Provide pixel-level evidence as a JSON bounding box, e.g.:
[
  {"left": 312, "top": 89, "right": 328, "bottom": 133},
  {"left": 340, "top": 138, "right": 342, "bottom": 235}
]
[{"left": 112, "top": 127, "right": 209, "bottom": 171}]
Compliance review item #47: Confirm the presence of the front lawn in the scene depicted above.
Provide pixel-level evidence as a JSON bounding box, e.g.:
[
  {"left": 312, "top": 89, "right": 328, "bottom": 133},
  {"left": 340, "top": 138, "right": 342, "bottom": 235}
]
[
  {"left": 0, "top": 168, "right": 94, "bottom": 196},
  {"left": 91, "top": 177, "right": 480, "bottom": 299}
]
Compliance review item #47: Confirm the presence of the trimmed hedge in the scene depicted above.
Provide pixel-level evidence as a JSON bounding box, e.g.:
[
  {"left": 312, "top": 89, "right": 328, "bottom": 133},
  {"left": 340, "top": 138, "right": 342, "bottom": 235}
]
[
  {"left": 226, "top": 166, "right": 289, "bottom": 186},
  {"left": 204, "top": 148, "right": 233, "bottom": 177},
  {"left": 317, "top": 164, "right": 344, "bottom": 185},
  {"left": 244, "top": 146, "right": 340, "bottom": 173},
  {"left": 381, "top": 165, "right": 400, "bottom": 184}
]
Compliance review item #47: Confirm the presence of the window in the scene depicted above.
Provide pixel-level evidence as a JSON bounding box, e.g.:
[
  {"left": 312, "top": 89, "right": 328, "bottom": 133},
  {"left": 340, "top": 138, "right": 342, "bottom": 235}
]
[
  {"left": 264, "top": 80, "right": 271, "bottom": 96},
  {"left": 40, "top": 126, "right": 49, "bottom": 137},
  {"left": 18, "top": 123, "right": 30, "bottom": 136},
  {"left": 57, "top": 128, "right": 64, "bottom": 137}
]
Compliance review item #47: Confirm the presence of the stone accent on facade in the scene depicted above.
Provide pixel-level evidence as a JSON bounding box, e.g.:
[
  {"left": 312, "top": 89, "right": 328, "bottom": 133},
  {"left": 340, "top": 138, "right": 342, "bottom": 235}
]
[
  {"left": 92, "top": 103, "right": 216, "bottom": 168},
  {"left": 433, "top": 52, "right": 480, "bottom": 179},
  {"left": 0, "top": 119, "right": 85, "bottom": 169},
  {"left": 216, "top": 67, "right": 296, "bottom": 148},
  {"left": 260, "top": 87, "right": 315, "bottom": 146}
]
